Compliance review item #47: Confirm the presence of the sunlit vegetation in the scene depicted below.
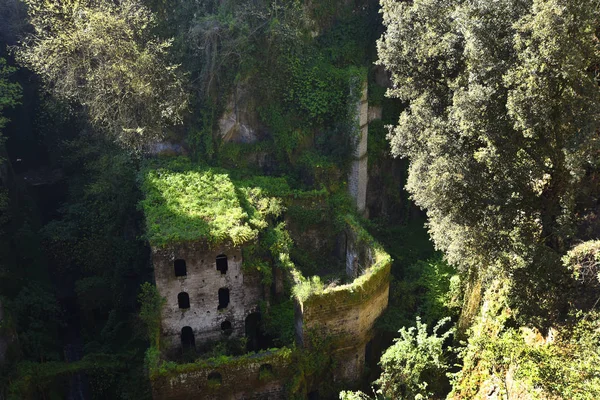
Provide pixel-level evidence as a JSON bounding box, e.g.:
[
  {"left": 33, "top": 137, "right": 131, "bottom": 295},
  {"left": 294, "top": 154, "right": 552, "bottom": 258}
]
[{"left": 2, "top": 0, "right": 600, "bottom": 398}]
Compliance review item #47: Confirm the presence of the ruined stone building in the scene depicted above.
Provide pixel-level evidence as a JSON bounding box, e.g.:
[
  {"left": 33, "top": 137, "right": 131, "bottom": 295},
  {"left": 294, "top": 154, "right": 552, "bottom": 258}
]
[
  {"left": 140, "top": 159, "right": 392, "bottom": 399},
  {"left": 152, "top": 242, "right": 262, "bottom": 357}
]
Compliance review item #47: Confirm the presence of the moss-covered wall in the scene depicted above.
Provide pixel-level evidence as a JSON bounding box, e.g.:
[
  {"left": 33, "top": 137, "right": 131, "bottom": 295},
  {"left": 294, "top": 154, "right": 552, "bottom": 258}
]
[
  {"left": 151, "top": 349, "right": 293, "bottom": 400},
  {"left": 295, "top": 218, "right": 392, "bottom": 382}
]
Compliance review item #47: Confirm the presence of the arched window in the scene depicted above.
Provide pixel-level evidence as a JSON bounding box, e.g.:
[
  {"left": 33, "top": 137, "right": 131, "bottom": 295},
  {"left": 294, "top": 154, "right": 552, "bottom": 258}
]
[
  {"left": 181, "top": 326, "right": 195, "bottom": 350},
  {"left": 221, "top": 320, "right": 232, "bottom": 336},
  {"left": 178, "top": 292, "right": 190, "bottom": 309},
  {"left": 174, "top": 259, "right": 187, "bottom": 277},
  {"left": 216, "top": 254, "right": 228, "bottom": 274},
  {"left": 218, "top": 288, "right": 230, "bottom": 310}
]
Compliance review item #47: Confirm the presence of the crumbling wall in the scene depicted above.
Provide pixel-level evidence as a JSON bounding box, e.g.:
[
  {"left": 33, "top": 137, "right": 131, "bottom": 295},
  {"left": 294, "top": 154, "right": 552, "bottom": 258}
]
[
  {"left": 152, "top": 241, "right": 262, "bottom": 356},
  {"left": 296, "top": 219, "right": 392, "bottom": 382},
  {"left": 151, "top": 349, "right": 292, "bottom": 400},
  {"left": 297, "top": 263, "right": 390, "bottom": 382}
]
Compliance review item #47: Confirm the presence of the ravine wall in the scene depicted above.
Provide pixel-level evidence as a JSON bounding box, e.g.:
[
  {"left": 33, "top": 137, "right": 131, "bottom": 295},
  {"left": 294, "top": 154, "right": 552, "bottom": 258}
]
[{"left": 348, "top": 80, "right": 369, "bottom": 215}]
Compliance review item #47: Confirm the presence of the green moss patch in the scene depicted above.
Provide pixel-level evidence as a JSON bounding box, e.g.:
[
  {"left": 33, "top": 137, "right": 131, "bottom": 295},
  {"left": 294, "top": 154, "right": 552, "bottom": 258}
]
[{"left": 140, "top": 158, "right": 267, "bottom": 247}]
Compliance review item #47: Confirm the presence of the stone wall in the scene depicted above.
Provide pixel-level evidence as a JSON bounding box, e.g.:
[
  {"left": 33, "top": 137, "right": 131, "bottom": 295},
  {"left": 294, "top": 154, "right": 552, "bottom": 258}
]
[
  {"left": 152, "top": 241, "right": 262, "bottom": 356},
  {"left": 296, "top": 219, "right": 392, "bottom": 383},
  {"left": 151, "top": 349, "right": 292, "bottom": 400}
]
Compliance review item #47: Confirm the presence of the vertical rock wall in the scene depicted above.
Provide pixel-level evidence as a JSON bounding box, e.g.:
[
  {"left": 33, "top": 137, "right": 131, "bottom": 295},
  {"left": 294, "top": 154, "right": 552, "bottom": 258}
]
[{"left": 348, "top": 81, "right": 369, "bottom": 214}]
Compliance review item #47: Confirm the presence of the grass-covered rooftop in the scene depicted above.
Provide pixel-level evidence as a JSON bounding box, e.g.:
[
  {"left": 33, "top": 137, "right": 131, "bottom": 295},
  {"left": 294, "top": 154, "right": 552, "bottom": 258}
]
[{"left": 140, "top": 157, "right": 263, "bottom": 247}]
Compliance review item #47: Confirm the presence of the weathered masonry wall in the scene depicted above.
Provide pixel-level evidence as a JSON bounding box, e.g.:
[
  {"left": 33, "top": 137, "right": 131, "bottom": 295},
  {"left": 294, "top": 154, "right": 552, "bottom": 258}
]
[
  {"left": 296, "top": 218, "right": 392, "bottom": 383},
  {"left": 348, "top": 80, "right": 369, "bottom": 214},
  {"left": 297, "top": 264, "right": 390, "bottom": 382},
  {"left": 152, "top": 242, "right": 262, "bottom": 356},
  {"left": 151, "top": 349, "right": 292, "bottom": 400}
]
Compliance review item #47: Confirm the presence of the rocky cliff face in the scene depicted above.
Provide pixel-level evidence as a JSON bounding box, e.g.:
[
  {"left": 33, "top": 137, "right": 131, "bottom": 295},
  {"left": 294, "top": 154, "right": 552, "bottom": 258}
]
[{"left": 218, "top": 83, "right": 260, "bottom": 144}]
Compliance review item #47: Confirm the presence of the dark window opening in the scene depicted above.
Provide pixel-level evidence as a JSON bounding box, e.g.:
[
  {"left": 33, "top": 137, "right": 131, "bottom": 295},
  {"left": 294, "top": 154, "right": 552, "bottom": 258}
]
[
  {"left": 178, "top": 292, "right": 190, "bottom": 309},
  {"left": 216, "top": 254, "right": 228, "bottom": 274},
  {"left": 218, "top": 288, "right": 230, "bottom": 310},
  {"left": 181, "top": 326, "right": 195, "bottom": 350},
  {"left": 245, "top": 312, "right": 262, "bottom": 352},
  {"left": 221, "top": 320, "right": 232, "bottom": 336},
  {"left": 207, "top": 371, "right": 222, "bottom": 384},
  {"left": 174, "top": 259, "right": 187, "bottom": 277}
]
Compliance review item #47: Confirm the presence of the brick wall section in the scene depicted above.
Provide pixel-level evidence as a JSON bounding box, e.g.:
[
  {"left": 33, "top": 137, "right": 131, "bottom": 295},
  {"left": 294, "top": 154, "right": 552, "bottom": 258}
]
[
  {"left": 297, "top": 218, "right": 392, "bottom": 383},
  {"left": 299, "top": 265, "right": 390, "bottom": 345},
  {"left": 297, "top": 263, "right": 391, "bottom": 382},
  {"left": 152, "top": 241, "right": 262, "bottom": 355},
  {"left": 151, "top": 350, "right": 292, "bottom": 400}
]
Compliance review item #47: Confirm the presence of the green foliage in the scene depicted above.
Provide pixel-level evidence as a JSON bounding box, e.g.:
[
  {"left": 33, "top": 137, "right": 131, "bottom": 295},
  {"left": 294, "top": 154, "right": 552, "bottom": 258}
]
[
  {"left": 12, "top": 283, "right": 61, "bottom": 362},
  {"left": 0, "top": 57, "right": 21, "bottom": 146},
  {"left": 563, "top": 240, "right": 600, "bottom": 284},
  {"left": 339, "top": 391, "right": 373, "bottom": 400},
  {"left": 377, "top": 0, "right": 600, "bottom": 282},
  {"left": 8, "top": 353, "right": 130, "bottom": 400},
  {"left": 418, "top": 258, "right": 461, "bottom": 324},
  {"left": 140, "top": 157, "right": 298, "bottom": 247},
  {"left": 261, "top": 299, "right": 295, "bottom": 348},
  {"left": 379, "top": 252, "right": 461, "bottom": 332},
  {"left": 286, "top": 332, "right": 337, "bottom": 398},
  {"left": 149, "top": 347, "right": 292, "bottom": 379},
  {"left": 292, "top": 275, "right": 326, "bottom": 303},
  {"left": 285, "top": 56, "right": 358, "bottom": 124},
  {"left": 376, "top": 317, "right": 454, "bottom": 400},
  {"left": 16, "top": 0, "right": 188, "bottom": 148},
  {"left": 139, "top": 158, "right": 259, "bottom": 247},
  {"left": 451, "top": 280, "right": 600, "bottom": 400},
  {"left": 138, "top": 283, "right": 165, "bottom": 349}
]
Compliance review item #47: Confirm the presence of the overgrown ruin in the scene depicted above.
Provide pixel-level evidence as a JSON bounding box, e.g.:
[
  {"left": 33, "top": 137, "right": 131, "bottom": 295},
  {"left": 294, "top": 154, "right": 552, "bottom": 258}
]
[{"left": 140, "top": 158, "right": 391, "bottom": 399}]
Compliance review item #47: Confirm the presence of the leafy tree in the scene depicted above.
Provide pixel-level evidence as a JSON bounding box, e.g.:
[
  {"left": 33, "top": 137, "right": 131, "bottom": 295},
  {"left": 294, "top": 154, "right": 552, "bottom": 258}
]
[
  {"left": 138, "top": 282, "right": 164, "bottom": 348},
  {"left": 13, "top": 283, "right": 61, "bottom": 362},
  {"left": 16, "top": 0, "right": 188, "bottom": 149},
  {"left": 0, "top": 56, "right": 21, "bottom": 251},
  {"left": 375, "top": 317, "right": 454, "bottom": 400},
  {"left": 377, "top": 0, "right": 600, "bottom": 281},
  {"left": 0, "top": 57, "right": 21, "bottom": 147}
]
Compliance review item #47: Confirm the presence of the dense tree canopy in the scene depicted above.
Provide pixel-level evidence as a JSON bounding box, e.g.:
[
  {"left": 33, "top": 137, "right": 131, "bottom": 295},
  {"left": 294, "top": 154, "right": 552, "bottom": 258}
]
[
  {"left": 378, "top": 0, "right": 600, "bottom": 275},
  {"left": 16, "top": 0, "right": 188, "bottom": 149},
  {"left": 0, "top": 57, "right": 21, "bottom": 143}
]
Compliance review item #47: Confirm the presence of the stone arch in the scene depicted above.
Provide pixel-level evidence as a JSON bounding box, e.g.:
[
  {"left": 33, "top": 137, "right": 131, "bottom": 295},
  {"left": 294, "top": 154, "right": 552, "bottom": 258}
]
[
  {"left": 221, "top": 320, "right": 233, "bottom": 336},
  {"left": 178, "top": 292, "right": 190, "bottom": 309},
  {"left": 181, "top": 326, "right": 195, "bottom": 350}
]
